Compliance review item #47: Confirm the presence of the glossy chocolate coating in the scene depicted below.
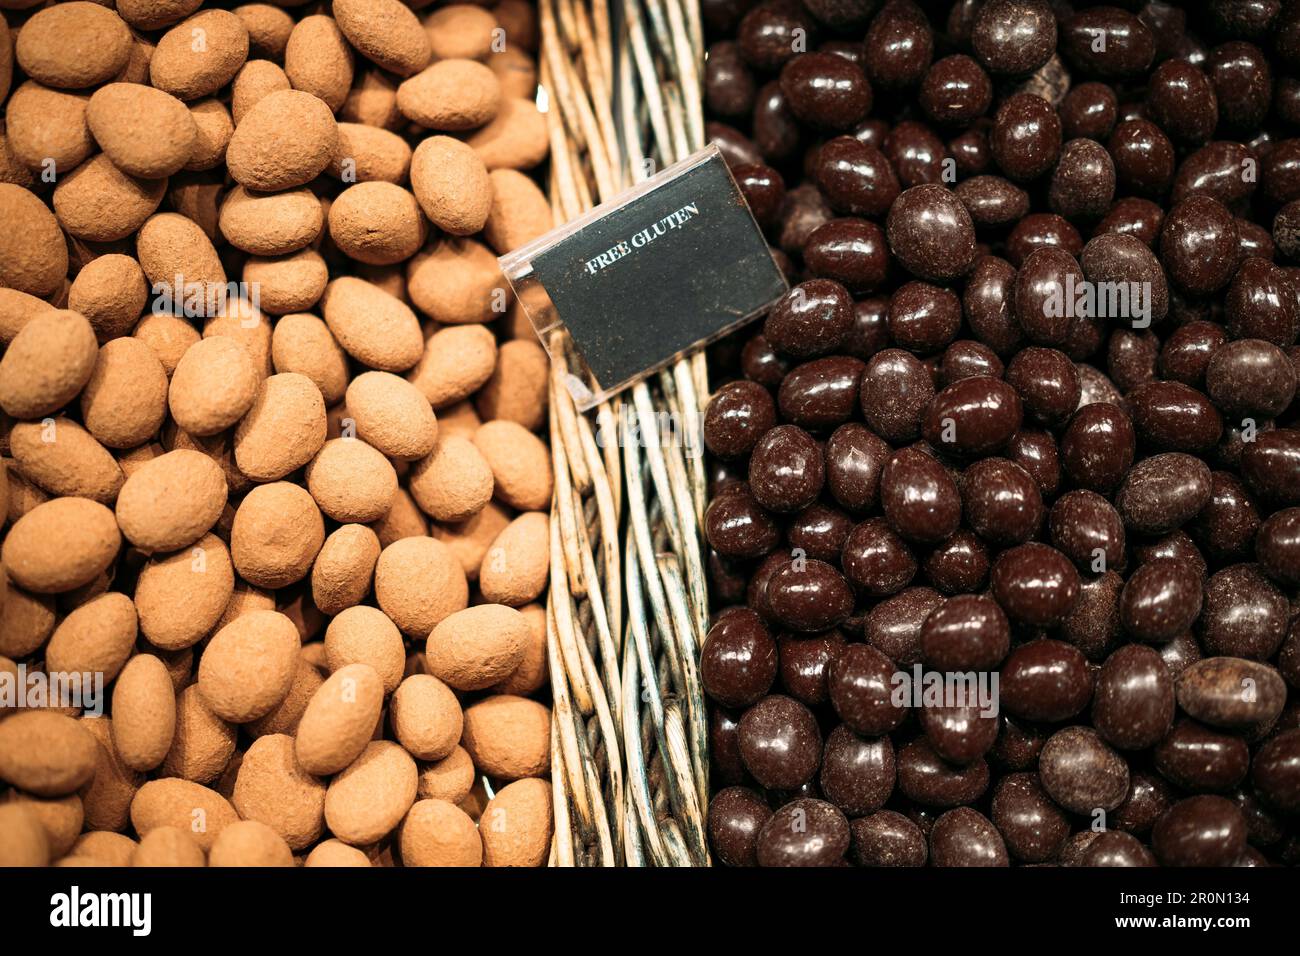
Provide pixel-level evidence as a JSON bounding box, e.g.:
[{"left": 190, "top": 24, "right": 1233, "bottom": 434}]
[
  {"left": 928, "top": 807, "right": 1008, "bottom": 865},
  {"left": 829, "top": 643, "right": 907, "bottom": 736},
  {"left": 991, "top": 772, "right": 1069, "bottom": 863},
  {"left": 820, "top": 724, "right": 896, "bottom": 815},
  {"left": 738, "top": 694, "right": 823, "bottom": 790},
  {"left": 1039, "top": 725, "right": 1131, "bottom": 813},
  {"left": 708, "top": 786, "right": 772, "bottom": 866},
  {"left": 885, "top": 184, "right": 977, "bottom": 282},
  {"left": 756, "top": 797, "right": 851, "bottom": 866},
  {"left": 701, "top": 608, "right": 779, "bottom": 709}
]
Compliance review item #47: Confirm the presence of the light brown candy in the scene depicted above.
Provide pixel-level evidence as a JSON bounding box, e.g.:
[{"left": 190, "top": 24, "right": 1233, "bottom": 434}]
[
  {"left": 196, "top": 609, "right": 299, "bottom": 723},
  {"left": 492, "top": 0, "right": 539, "bottom": 50},
  {"left": 479, "top": 512, "right": 549, "bottom": 607},
  {"left": 0, "top": 711, "right": 98, "bottom": 796},
  {"left": 209, "top": 819, "right": 294, "bottom": 866},
  {"left": 184, "top": 99, "right": 234, "bottom": 172},
  {"left": 425, "top": 4, "right": 498, "bottom": 60},
  {"left": 247, "top": 656, "right": 322, "bottom": 739},
  {"left": 130, "top": 826, "right": 205, "bottom": 867},
  {"left": 409, "top": 435, "right": 494, "bottom": 522},
  {"left": 416, "top": 745, "right": 476, "bottom": 803},
  {"left": 231, "top": 733, "right": 325, "bottom": 851},
  {"left": 116, "top": 0, "right": 204, "bottom": 32},
  {"left": 284, "top": 15, "right": 354, "bottom": 113},
  {"left": 468, "top": 98, "right": 549, "bottom": 171},
  {"left": 86, "top": 83, "right": 197, "bottom": 178},
  {"left": 390, "top": 673, "right": 462, "bottom": 760},
  {"left": 473, "top": 420, "right": 552, "bottom": 510},
  {"left": 116, "top": 449, "right": 227, "bottom": 553},
  {"left": 295, "top": 661, "right": 384, "bottom": 775},
  {"left": 311, "top": 523, "right": 380, "bottom": 616},
  {"left": 323, "top": 605, "right": 405, "bottom": 693},
  {"left": 230, "top": 59, "right": 290, "bottom": 125},
  {"left": 51, "top": 154, "right": 168, "bottom": 244},
  {"left": 374, "top": 535, "right": 469, "bottom": 636},
  {"left": 493, "top": 603, "right": 547, "bottom": 695},
  {"left": 480, "top": 777, "right": 552, "bottom": 867},
  {"left": 44, "top": 592, "right": 137, "bottom": 683},
  {"left": 333, "top": 0, "right": 431, "bottom": 77},
  {"left": 304, "top": 437, "right": 398, "bottom": 523},
  {"left": 169, "top": 336, "right": 259, "bottom": 437},
  {"left": 475, "top": 338, "right": 549, "bottom": 430},
  {"left": 434, "top": 499, "right": 511, "bottom": 580},
  {"left": 136, "top": 213, "right": 227, "bottom": 307},
  {"left": 67, "top": 255, "right": 149, "bottom": 343},
  {"left": 134, "top": 314, "right": 202, "bottom": 377},
  {"left": 487, "top": 46, "right": 538, "bottom": 100},
  {"left": 68, "top": 830, "right": 138, "bottom": 866},
  {"left": 243, "top": 250, "right": 329, "bottom": 315},
  {"left": 230, "top": 481, "right": 325, "bottom": 588},
  {"left": 460, "top": 694, "right": 550, "bottom": 780},
  {"left": 409, "top": 135, "right": 492, "bottom": 235},
  {"left": 5, "top": 792, "right": 85, "bottom": 859},
  {"left": 218, "top": 185, "right": 323, "bottom": 256},
  {"left": 340, "top": 67, "right": 401, "bottom": 130},
  {"left": 233, "top": 372, "right": 327, "bottom": 481},
  {"left": 331, "top": 122, "right": 411, "bottom": 184},
  {"left": 130, "top": 778, "right": 238, "bottom": 851},
  {"left": 235, "top": 3, "right": 294, "bottom": 59},
  {"left": 4, "top": 83, "right": 94, "bottom": 178},
  {"left": 201, "top": 300, "right": 273, "bottom": 378},
  {"left": 111, "top": 654, "right": 177, "bottom": 772},
  {"left": 398, "top": 59, "right": 501, "bottom": 131},
  {"left": 323, "top": 740, "right": 417, "bottom": 846},
  {"left": 134, "top": 532, "right": 235, "bottom": 651},
  {"left": 426, "top": 603, "right": 528, "bottom": 692},
  {"left": 161, "top": 684, "right": 237, "bottom": 784},
  {"left": 80, "top": 338, "right": 169, "bottom": 449},
  {"left": 0, "top": 288, "right": 56, "bottom": 345},
  {"left": 406, "top": 325, "right": 498, "bottom": 409},
  {"left": 226, "top": 89, "right": 338, "bottom": 192},
  {"left": 15, "top": 3, "right": 132, "bottom": 90},
  {"left": 304, "top": 839, "right": 371, "bottom": 867},
  {"left": 399, "top": 798, "right": 481, "bottom": 866},
  {"left": 0, "top": 308, "right": 96, "bottom": 419},
  {"left": 405, "top": 237, "right": 506, "bottom": 324},
  {"left": 270, "top": 313, "right": 348, "bottom": 405},
  {"left": 9, "top": 417, "right": 124, "bottom": 505},
  {"left": 2, "top": 498, "right": 119, "bottom": 595},
  {"left": 484, "top": 168, "right": 553, "bottom": 253},
  {"left": 0, "top": 803, "right": 49, "bottom": 866},
  {"left": 345, "top": 371, "right": 438, "bottom": 461},
  {"left": 80, "top": 717, "right": 144, "bottom": 833},
  {"left": 371, "top": 487, "right": 429, "bottom": 547},
  {"left": 320, "top": 277, "right": 424, "bottom": 373},
  {"left": 150, "top": 10, "right": 250, "bottom": 101},
  {"left": 328, "top": 181, "right": 425, "bottom": 266}
]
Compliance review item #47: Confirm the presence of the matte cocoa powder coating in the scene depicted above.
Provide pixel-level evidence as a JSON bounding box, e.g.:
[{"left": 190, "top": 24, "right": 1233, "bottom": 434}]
[
  {"left": 885, "top": 184, "right": 977, "bottom": 282},
  {"left": 1038, "top": 725, "right": 1130, "bottom": 814},
  {"left": 880, "top": 445, "right": 963, "bottom": 543},
  {"left": 737, "top": 694, "right": 823, "bottom": 790}
]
